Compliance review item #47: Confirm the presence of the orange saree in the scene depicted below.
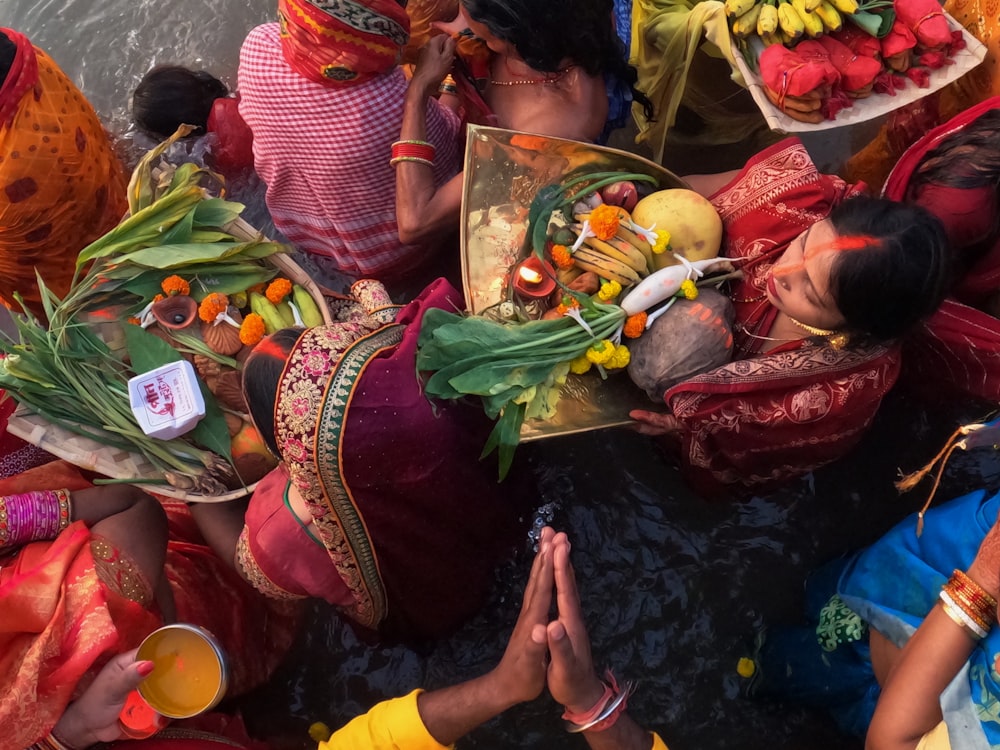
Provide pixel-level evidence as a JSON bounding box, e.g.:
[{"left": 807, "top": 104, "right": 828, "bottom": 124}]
[
  {"left": 0, "top": 462, "right": 299, "bottom": 750},
  {"left": 0, "top": 28, "right": 127, "bottom": 319}
]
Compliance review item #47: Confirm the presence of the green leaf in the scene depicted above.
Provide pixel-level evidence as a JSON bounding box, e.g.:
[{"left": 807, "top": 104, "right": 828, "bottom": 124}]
[
  {"left": 480, "top": 402, "right": 526, "bottom": 481},
  {"left": 124, "top": 322, "right": 184, "bottom": 371},
  {"left": 192, "top": 198, "right": 246, "bottom": 228}
]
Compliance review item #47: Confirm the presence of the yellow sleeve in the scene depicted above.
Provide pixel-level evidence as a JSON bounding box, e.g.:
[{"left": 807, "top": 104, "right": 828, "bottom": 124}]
[
  {"left": 651, "top": 732, "right": 671, "bottom": 750},
  {"left": 915, "top": 722, "right": 951, "bottom": 750},
  {"left": 320, "top": 690, "right": 453, "bottom": 750}
]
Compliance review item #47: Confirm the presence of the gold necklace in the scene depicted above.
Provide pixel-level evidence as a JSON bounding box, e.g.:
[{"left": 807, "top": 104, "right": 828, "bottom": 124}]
[{"left": 786, "top": 316, "right": 837, "bottom": 337}]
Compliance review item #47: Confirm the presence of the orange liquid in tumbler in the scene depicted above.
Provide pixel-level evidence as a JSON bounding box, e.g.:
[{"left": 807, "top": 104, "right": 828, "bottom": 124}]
[{"left": 137, "top": 628, "right": 223, "bottom": 717}]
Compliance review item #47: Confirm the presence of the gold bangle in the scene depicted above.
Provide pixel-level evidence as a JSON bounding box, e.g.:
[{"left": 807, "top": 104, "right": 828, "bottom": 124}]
[
  {"left": 389, "top": 156, "right": 434, "bottom": 168},
  {"left": 391, "top": 139, "right": 434, "bottom": 148}
]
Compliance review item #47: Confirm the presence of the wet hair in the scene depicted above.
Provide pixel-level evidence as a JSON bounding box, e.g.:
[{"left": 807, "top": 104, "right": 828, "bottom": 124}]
[
  {"left": 827, "top": 196, "right": 950, "bottom": 342},
  {"left": 462, "top": 0, "right": 655, "bottom": 121},
  {"left": 131, "top": 65, "right": 229, "bottom": 139},
  {"left": 242, "top": 328, "right": 303, "bottom": 456},
  {"left": 0, "top": 31, "right": 15, "bottom": 87}
]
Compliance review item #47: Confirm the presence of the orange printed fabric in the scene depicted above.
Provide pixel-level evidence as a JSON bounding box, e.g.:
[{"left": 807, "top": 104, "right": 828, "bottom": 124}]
[{"left": 0, "top": 28, "right": 127, "bottom": 319}]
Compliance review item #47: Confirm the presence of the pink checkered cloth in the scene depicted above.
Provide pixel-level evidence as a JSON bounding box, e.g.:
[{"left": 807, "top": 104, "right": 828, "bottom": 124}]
[{"left": 238, "top": 23, "right": 461, "bottom": 279}]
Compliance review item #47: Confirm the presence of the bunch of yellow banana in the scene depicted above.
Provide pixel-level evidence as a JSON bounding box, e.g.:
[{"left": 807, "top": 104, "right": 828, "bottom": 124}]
[
  {"left": 566, "top": 219, "right": 653, "bottom": 287},
  {"left": 728, "top": 0, "right": 857, "bottom": 44}
]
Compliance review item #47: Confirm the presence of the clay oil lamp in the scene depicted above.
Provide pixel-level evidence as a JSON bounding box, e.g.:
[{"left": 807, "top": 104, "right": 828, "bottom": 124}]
[
  {"left": 512, "top": 256, "right": 556, "bottom": 300},
  {"left": 151, "top": 295, "right": 197, "bottom": 330}
]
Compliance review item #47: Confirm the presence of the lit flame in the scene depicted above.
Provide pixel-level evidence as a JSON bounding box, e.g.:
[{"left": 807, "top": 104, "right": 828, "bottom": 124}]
[{"left": 518, "top": 266, "right": 543, "bottom": 285}]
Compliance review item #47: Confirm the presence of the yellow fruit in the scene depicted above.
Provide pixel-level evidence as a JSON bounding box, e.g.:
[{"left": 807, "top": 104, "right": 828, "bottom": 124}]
[
  {"left": 249, "top": 292, "right": 285, "bottom": 334},
  {"left": 725, "top": 0, "right": 757, "bottom": 17},
  {"left": 777, "top": 0, "right": 804, "bottom": 37},
  {"left": 814, "top": 1, "right": 842, "bottom": 30},
  {"left": 792, "top": 0, "right": 825, "bottom": 37},
  {"left": 828, "top": 0, "right": 857, "bottom": 13},
  {"left": 630, "top": 189, "right": 723, "bottom": 271},
  {"left": 757, "top": 2, "right": 779, "bottom": 34},
  {"left": 732, "top": 3, "right": 763, "bottom": 37}
]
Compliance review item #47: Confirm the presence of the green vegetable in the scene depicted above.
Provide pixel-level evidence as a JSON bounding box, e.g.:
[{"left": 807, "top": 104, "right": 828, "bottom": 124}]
[{"left": 417, "top": 298, "right": 625, "bottom": 479}]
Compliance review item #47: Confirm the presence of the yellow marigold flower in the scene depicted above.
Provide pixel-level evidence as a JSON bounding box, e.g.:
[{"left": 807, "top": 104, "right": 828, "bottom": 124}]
[
  {"left": 266, "top": 278, "right": 293, "bottom": 304},
  {"left": 551, "top": 244, "right": 574, "bottom": 270},
  {"left": 652, "top": 229, "right": 671, "bottom": 255},
  {"left": 680, "top": 279, "right": 699, "bottom": 300},
  {"left": 585, "top": 339, "right": 615, "bottom": 365},
  {"left": 308, "top": 722, "right": 333, "bottom": 743},
  {"left": 239, "top": 313, "right": 266, "bottom": 346},
  {"left": 569, "top": 354, "right": 592, "bottom": 374},
  {"left": 736, "top": 657, "right": 757, "bottom": 679},
  {"left": 623, "top": 312, "right": 647, "bottom": 339},
  {"left": 606, "top": 343, "right": 631, "bottom": 370},
  {"left": 588, "top": 204, "right": 622, "bottom": 241},
  {"left": 597, "top": 279, "right": 622, "bottom": 302},
  {"left": 161, "top": 275, "right": 190, "bottom": 297},
  {"left": 198, "top": 292, "right": 230, "bottom": 323}
]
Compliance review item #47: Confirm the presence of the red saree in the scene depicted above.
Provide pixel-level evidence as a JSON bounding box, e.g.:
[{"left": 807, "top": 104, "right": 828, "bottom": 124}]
[
  {"left": 0, "top": 462, "right": 298, "bottom": 750},
  {"left": 0, "top": 29, "right": 128, "bottom": 319},
  {"left": 664, "top": 139, "right": 900, "bottom": 497},
  {"left": 883, "top": 97, "right": 1000, "bottom": 404}
]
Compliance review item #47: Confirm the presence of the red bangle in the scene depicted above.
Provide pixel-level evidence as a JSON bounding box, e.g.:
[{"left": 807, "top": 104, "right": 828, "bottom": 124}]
[
  {"left": 391, "top": 140, "right": 435, "bottom": 163},
  {"left": 561, "top": 681, "right": 614, "bottom": 725}
]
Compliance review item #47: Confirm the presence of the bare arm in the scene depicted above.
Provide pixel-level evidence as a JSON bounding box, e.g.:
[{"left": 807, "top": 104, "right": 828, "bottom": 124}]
[
  {"left": 867, "top": 510, "right": 1000, "bottom": 750},
  {"left": 396, "top": 36, "right": 464, "bottom": 246},
  {"left": 416, "top": 527, "right": 555, "bottom": 745},
  {"left": 682, "top": 171, "right": 740, "bottom": 199},
  {"left": 547, "top": 535, "right": 655, "bottom": 750}
]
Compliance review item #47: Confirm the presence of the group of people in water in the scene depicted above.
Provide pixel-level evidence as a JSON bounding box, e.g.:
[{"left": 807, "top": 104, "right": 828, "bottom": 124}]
[{"left": 6, "top": 0, "right": 1000, "bottom": 746}]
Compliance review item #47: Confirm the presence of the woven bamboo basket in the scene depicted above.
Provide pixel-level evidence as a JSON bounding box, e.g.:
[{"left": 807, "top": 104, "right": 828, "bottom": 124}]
[{"left": 5, "top": 218, "right": 332, "bottom": 503}]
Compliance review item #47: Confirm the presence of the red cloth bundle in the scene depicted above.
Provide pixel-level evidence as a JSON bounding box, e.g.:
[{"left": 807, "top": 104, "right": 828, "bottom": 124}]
[
  {"left": 760, "top": 43, "right": 839, "bottom": 97},
  {"left": 881, "top": 20, "right": 918, "bottom": 58},
  {"left": 834, "top": 25, "right": 882, "bottom": 60},
  {"left": 816, "top": 36, "right": 883, "bottom": 93},
  {"left": 894, "top": 0, "right": 952, "bottom": 48}
]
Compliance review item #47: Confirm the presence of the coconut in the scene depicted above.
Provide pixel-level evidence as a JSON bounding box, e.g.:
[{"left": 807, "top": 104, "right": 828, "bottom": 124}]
[
  {"left": 630, "top": 189, "right": 723, "bottom": 269},
  {"left": 627, "top": 289, "right": 735, "bottom": 402}
]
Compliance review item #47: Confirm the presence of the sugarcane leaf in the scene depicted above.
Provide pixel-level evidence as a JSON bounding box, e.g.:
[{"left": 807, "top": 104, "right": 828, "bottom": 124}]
[
  {"left": 158, "top": 207, "right": 196, "bottom": 246},
  {"left": 192, "top": 198, "right": 246, "bottom": 228}
]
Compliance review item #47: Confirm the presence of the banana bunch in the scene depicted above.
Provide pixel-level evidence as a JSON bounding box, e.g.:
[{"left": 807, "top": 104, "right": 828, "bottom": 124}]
[
  {"left": 566, "top": 217, "right": 653, "bottom": 287},
  {"left": 727, "top": 0, "right": 856, "bottom": 44}
]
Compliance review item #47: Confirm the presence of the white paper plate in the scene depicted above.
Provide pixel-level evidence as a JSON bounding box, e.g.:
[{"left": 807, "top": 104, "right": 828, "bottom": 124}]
[{"left": 731, "top": 13, "right": 987, "bottom": 132}]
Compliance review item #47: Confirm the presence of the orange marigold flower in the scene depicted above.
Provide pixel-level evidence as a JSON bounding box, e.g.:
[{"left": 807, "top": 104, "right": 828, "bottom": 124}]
[
  {"left": 589, "top": 204, "right": 622, "bottom": 241},
  {"left": 623, "top": 312, "right": 647, "bottom": 338},
  {"left": 161, "top": 275, "right": 190, "bottom": 297},
  {"left": 239, "top": 313, "right": 266, "bottom": 346},
  {"left": 199, "top": 292, "right": 230, "bottom": 323},
  {"left": 127, "top": 316, "right": 142, "bottom": 326},
  {"left": 556, "top": 295, "right": 581, "bottom": 316},
  {"left": 153, "top": 294, "right": 166, "bottom": 303},
  {"left": 266, "top": 278, "right": 293, "bottom": 304},
  {"left": 247, "top": 282, "right": 267, "bottom": 296},
  {"left": 551, "top": 244, "right": 574, "bottom": 270}
]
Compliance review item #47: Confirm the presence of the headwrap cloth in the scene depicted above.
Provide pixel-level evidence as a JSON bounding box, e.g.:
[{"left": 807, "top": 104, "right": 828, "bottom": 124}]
[
  {"left": 277, "top": 0, "right": 410, "bottom": 86},
  {"left": 0, "top": 28, "right": 39, "bottom": 127},
  {"left": 271, "top": 281, "right": 401, "bottom": 629}
]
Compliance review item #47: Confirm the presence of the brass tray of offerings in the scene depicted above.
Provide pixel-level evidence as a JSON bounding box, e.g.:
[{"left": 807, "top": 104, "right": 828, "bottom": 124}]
[{"left": 459, "top": 126, "right": 687, "bottom": 441}]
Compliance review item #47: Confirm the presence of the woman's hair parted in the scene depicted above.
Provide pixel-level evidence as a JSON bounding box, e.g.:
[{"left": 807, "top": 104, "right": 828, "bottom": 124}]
[
  {"left": 131, "top": 65, "right": 229, "bottom": 139},
  {"left": 828, "top": 196, "right": 951, "bottom": 342},
  {"left": 461, "top": 0, "right": 654, "bottom": 120},
  {"left": 242, "top": 328, "right": 303, "bottom": 456}
]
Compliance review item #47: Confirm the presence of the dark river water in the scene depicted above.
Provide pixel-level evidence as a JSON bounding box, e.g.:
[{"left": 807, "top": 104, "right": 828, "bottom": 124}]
[{"left": 9, "top": 3, "right": 1000, "bottom": 748}]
